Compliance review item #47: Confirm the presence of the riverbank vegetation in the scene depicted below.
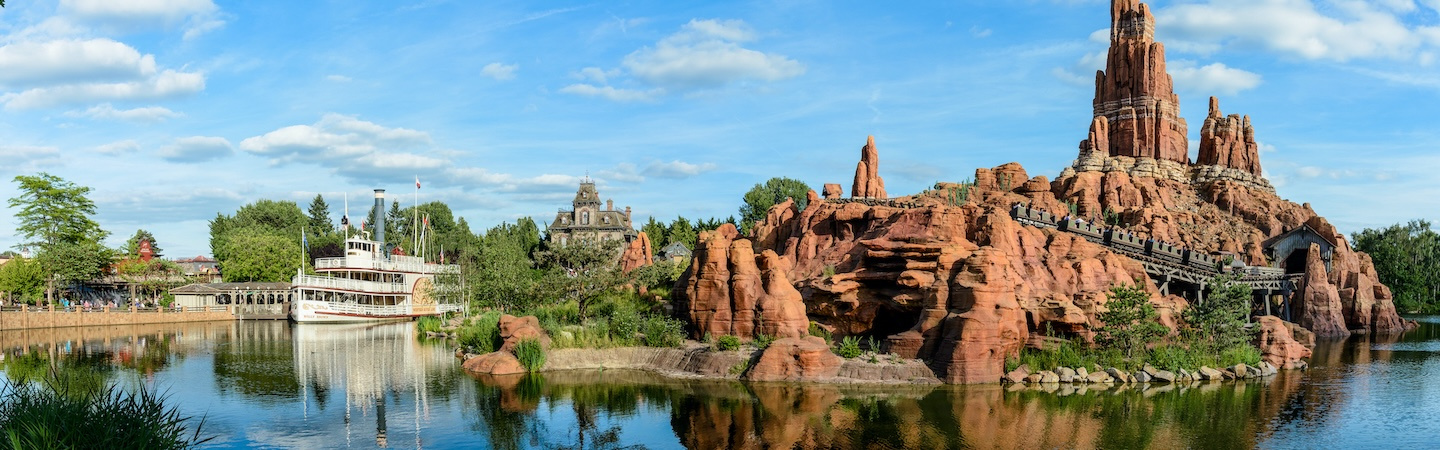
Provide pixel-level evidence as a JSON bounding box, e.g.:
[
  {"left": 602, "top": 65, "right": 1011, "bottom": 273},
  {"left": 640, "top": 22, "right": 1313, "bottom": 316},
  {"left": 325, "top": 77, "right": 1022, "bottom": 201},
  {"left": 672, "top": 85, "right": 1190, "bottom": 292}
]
[
  {"left": 1354, "top": 220, "right": 1440, "bottom": 313},
  {"left": 0, "top": 365, "right": 209, "bottom": 449},
  {"left": 1007, "top": 277, "right": 1261, "bottom": 373}
]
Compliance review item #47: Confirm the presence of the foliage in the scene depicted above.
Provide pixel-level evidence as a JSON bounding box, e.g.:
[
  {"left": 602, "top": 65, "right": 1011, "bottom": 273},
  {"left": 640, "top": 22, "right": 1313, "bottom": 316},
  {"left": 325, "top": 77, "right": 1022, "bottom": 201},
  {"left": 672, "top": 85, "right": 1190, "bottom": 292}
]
[
  {"left": 212, "top": 228, "right": 303, "bottom": 282},
  {"left": 946, "top": 180, "right": 973, "bottom": 207},
  {"left": 608, "top": 309, "right": 642, "bottom": 345},
  {"left": 38, "top": 240, "right": 114, "bottom": 289},
  {"left": 416, "top": 316, "right": 445, "bottom": 335},
  {"left": 1095, "top": 283, "right": 1169, "bottom": 359},
  {"left": 836, "top": 336, "right": 862, "bottom": 358},
  {"left": 1354, "top": 220, "right": 1440, "bottom": 313},
  {"left": 1184, "top": 275, "right": 1254, "bottom": 351},
  {"left": 306, "top": 194, "right": 333, "bottom": 235},
  {"left": 739, "top": 177, "right": 811, "bottom": 234},
  {"left": 8, "top": 173, "right": 108, "bottom": 250},
  {"left": 0, "top": 374, "right": 211, "bottom": 449},
  {"left": 514, "top": 339, "right": 546, "bottom": 372},
  {"left": 115, "top": 259, "right": 184, "bottom": 301},
  {"left": 535, "top": 238, "right": 625, "bottom": 320},
  {"left": 716, "top": 335, "right": 741, "bottom": 351},
  {"left": 466, "top": 219, "right": 545, "bottom": 311},
  {"left": 808, "top": 322, "right": 832, "bottom": 343},
  {"left": 752, "top": 332, "right": 774, "bottom": 350},
  {"left": 459, "top": 312, "right": 502, "bottom": 353},
  {"left": 0, "top": 258, "right": 45, "bottom": 304},
  {"left": 122, "top": 229, "right": 163, "bottom": 259},
  {"left": 665, "top": 217, "right": 698, "bottom": 255},
  {"left": 630, "top": 259, "right": 687, "bottom": 291},
  {"left": 641, "top": 316, "right": 686, "bottom": 348}
]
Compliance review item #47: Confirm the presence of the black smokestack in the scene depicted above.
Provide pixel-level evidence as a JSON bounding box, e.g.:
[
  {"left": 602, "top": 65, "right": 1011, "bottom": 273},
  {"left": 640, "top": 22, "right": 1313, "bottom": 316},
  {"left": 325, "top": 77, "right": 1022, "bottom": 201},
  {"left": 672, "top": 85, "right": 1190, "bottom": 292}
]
[{"left": 372, "top": 189, "right": 386, "bottom": 244}]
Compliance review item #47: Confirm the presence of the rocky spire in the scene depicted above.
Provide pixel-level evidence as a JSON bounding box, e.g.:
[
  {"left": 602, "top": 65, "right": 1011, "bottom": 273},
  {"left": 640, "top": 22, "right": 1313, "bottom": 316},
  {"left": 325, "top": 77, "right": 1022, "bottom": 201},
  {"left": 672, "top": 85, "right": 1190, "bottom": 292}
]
[
  {"left": 1090, "top": 0, "right": 1188, "bottom": 163},
  {"left": 851, "top": 135, "right": 887, "bottom": 199},
  {"left": 1196, "top": 96, "right": 1262, "bottom": 177}
]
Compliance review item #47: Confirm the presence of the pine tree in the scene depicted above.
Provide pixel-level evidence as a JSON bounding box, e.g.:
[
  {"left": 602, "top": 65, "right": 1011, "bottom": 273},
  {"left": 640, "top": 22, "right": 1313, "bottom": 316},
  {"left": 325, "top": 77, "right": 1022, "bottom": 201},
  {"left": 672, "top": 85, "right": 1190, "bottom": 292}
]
[
  {"left": 1096, "top": 283, "right": 1169, "bottom": 359},
  {"left": 307, "top": 194, "right": 333, "bottom": 234}
]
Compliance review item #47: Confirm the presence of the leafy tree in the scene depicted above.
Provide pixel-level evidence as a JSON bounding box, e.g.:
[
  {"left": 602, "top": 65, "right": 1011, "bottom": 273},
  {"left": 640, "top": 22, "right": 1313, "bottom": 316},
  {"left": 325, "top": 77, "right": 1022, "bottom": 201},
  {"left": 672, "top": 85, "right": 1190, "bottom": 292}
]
[
  {"left": 8, "top": 173, "right": 108, "bottom": 250},
  {"left": 0, "top": 258, "right": 45, "bottom": 304},
  {"left": 1354, "top": 220, "right": 1440, "bottom": 313},
  {"left": 738, "top": 177, "right": 810, "bottom": 233},
  {"left": 640, "top": 217, "right": 668, "bottom": 253},
  {"left": 116, "top": 259, "right": 184, "bottom": 303},
  {"left": 1184, "top": 275, "right": 1254, "bottom": 350},
  {"left": 38, "top": 241, "right": 114, "bottom": 295},
  {"left": 123, "top": 229, "right": 162, "bottom": 259},
  {"left": 214, "top": 228, "right": 304, "bottom": 282},
  {"left": 535, "top": 238, "right": 625, "bottom": 320},
  {"left": 307, "top": 194, "right": 333, "bottom": 234},
  {"left": 1096, "top": 283, "right": 1169, "bottom": 359},
  {"left": 465, "top": 220, "right": 543, "bottom": 311}
]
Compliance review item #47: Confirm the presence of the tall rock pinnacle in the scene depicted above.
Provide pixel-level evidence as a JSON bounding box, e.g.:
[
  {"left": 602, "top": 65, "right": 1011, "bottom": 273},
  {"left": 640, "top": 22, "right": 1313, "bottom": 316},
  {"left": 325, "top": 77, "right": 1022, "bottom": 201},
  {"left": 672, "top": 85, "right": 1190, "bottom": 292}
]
[
  {"left": 851, "top": 135, "right": 887, "bottom": 199},
  {"left": 1196, "top": 96, "right": 1263, "bottom": 177},
  {"left": 1090, "top": 0, "right": 1188, "bottom": 163}
]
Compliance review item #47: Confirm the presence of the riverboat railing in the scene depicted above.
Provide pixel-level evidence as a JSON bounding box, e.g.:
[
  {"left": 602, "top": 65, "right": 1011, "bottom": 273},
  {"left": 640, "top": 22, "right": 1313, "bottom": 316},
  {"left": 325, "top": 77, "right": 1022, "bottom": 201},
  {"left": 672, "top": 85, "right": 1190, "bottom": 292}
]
[
  {"left": 314, "top": 255, "right": 459, "bottom": 274},
  {"left": 293, "top": 275, "right": 410, "bottom": 294}
]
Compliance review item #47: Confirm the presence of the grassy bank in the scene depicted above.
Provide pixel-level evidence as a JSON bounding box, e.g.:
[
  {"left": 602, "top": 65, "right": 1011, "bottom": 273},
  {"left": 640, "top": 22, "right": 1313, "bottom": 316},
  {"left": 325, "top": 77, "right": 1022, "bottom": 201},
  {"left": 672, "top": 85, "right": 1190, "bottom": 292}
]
[{"left": 0, "top": 370, "right": 209, "bottom": 449}]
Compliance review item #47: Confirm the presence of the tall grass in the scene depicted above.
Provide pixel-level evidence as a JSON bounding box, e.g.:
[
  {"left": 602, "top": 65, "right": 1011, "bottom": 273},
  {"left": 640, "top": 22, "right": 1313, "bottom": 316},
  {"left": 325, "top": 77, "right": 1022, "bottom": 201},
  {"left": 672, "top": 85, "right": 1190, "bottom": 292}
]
[
  {"left": 458, "top": 311, "right": 502, "bottom": 354},
  {"left": 514, "top": 339, "right": 546, "bottom": 372},
  {"left": 0, "top": 373, "right": 210, "bottom": 449},
  {"left": 415, "top": 316, "right": 445, "bottom": 335}
]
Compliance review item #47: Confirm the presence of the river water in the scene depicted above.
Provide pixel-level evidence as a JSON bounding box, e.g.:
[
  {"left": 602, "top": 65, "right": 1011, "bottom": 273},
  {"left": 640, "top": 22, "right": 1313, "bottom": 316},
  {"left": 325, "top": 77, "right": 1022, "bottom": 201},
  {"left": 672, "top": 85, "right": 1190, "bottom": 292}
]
[{"left": 1, "top": 317, "right": 1436, "bottom": 449}]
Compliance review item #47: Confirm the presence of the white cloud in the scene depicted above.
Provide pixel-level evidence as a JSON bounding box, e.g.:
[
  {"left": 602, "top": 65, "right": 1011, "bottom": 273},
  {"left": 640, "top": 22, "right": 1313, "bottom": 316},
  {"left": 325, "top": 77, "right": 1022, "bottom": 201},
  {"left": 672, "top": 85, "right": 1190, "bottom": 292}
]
[
  {"left": 0, "top": 39, "right": 156, "bottom": 88},
  {"left": 574, "top": 67, "right": 618, "bottom": 84},
  {"left": 240, "top": 114, "right": 447, "bottom": 183},
  {"left": 3, "top": 69, "right": 205, "bottom": 109},
  {"left": 480, "top": 62, "right": 518, "bottom": 81},
  {"left": 95, "top": 140, "right": 141, "bottom": 155},
  {"left": 970, "top": 26, "right": 993, "bottom": 38},
  {"left": 0, "top": 146, "right": 62, "bottom": 173},
  {"left": 1156, "top": 0, "right": 1433, "bottom": 62},
  {"left": 158, "top": 136, "right": 232, "bottom": 163},
  {"left": 622, "top": 19, "right": 805, "bottom": 90},
  {"left": 443, "top": 167, "right": 585, "bottom": 194},
  {"left": 60, "top": 0, "right": 225, "bottom": 38},
  {"left": 66, "top": 103, "right": 180, "bottom": 122},
  {"left": 559, "top": 84, "right": 660, "bottom": 102},
  {"left": 598, "top": 163, "right": 645, "bottom": 183},
  {"left": 641, "top": 160, "right": 716, "bottom": 179},
  {"left": 1168, "top": 60, "right": 1262, "bottom": 95}
]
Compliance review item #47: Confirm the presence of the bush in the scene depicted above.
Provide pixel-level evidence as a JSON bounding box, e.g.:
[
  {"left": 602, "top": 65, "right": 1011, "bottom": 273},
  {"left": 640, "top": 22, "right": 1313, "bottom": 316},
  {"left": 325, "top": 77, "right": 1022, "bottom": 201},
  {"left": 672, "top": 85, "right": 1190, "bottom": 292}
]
[
  {"left": 458, "top": 312, "right": 502, "bottom": 353},
  {"left": 837, "top": 336, "right": 862, "bottom": 359},
  {"left": 415, "top": 316, "right": 445, "bottom": 335},
  {"left": 642, "top": 316, "right": 686, "bottom": 348},
  {"left": 0, "top": 375, "right": 211, "bottom": 449},
  {"left": 609, "top": 309, "right": 642, "bottom": 345},
  {"left": 514, "top": 338, "right": 546, "bottom": 372},
  {"left": 808, "top": 322, "right": 832, "bottom": 343},
  {"left": 752, "top": 333, "right": 775, "bottom": 350},
  {"left": 716, "top": 335, "right": 741, "bottom": 351},
  {"left": 1218, "top": 344, "right": 1262, "bottom": 367}
]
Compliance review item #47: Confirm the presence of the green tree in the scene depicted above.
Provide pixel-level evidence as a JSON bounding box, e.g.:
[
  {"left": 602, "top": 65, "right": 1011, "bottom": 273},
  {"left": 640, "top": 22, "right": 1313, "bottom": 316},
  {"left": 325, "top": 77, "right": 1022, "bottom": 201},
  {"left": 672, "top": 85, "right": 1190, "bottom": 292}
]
[
  {"left": 536, "top": 237, "right": 624, "bottom": 320},
  {"left": 466, "top": 220, "right": 543, "bottom": 311},
  {"left": 307, "top": 194, "right": 333, "bottom": 234},
  {"left": 1184, "top": 275, "right": 1254, "bottom": 350},
  {"left": 640, "top": 217, "right": 668, "bottom": 254},
  {"left": 123, "top": 229, "right": 162, "bottom": 259},
  {"left": 38, "top": 241, "right": 115, "bottom": 296},
  {"left": 665, "top": 217, "right": 697, "bottom": 253},
  {"left": 0, "top": 258, "right": 45, "bottom": 304},
  {"left": 210, "top": 199, "right": 307, "bottom": 279},
  {"left": 1354, "top": 220, "right": 1440, "bottom": 313},
  {"left": 8, "top": 173, "right": 107, "bottom": 250},
  {"left": 1096, "top": 283, "right": 1169, "bottom": 359},
  {"left": 738, "top": 177, "right": 811, "bottom": 233},
  {"left": 214, "top": 228, "right": 304, "bottom": 282}
]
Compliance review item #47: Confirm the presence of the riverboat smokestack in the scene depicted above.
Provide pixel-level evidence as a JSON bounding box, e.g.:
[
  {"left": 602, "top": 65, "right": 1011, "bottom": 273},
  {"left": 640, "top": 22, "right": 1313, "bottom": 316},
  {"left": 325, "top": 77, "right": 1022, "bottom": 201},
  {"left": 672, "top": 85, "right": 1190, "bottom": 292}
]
[{"left": 373, "top": 189, "right": 386, "bottom": 244}]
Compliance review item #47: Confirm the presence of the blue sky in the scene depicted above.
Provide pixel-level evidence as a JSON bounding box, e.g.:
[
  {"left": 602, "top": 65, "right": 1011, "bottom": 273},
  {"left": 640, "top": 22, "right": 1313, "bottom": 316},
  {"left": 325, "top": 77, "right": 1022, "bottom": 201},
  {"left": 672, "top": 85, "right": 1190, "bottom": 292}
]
[{"left": 1, "top": 0, "right": 1438, "bottom": 258}]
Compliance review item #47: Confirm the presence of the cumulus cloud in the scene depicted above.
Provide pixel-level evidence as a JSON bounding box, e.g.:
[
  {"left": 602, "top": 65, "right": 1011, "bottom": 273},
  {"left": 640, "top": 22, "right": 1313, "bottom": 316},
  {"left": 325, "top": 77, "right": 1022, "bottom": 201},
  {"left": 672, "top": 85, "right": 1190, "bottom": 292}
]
[
  {"left": 60, "top": 0, "right": 225, "bottom": 38},
  {"left": 3, "top": 69, "right": 205, "bottom": 109},
  {"left": 66, "top": 103, "right": 180, "bottom": 122},
  {"left": 444, "top": 167, "right": 586, "bottom": 194},
  {"left": 558, "top": 84, "right": 660, "bottom": 102},
  {"left": 0, "top": 145, "right": 62, "bottom": 173},
  {"left": 1168, "top": 60, "right": 1262, "bottom": 95},
  {"left": 480, "top": 62, "right": 518, "bottom": 81},
  {"left": 0, "top": 37, "right": 204, "bottom": 110},
  {"left": 158, "top": 136, "right": 232, "bottom": 163},
  {"left": 641, "top": 160, "right": 716, "bottom": 179},
  {"left": 240, "top": 114, "right": 448, "bottom": 183},
  {"left": 598, "top": 163, "right": 645, "bottom": 183},
  {"left": 95, "top": 140, "right": 141, "bottom": 155},
  {"left": 623, "top": 19, "right": 805, "bottom": 89},
  {"left": 1155, "top": 0, "right": 1437, "bottom": 62},
  {"left": 563, "top": 18, "right": 803, "bottom": 101}
]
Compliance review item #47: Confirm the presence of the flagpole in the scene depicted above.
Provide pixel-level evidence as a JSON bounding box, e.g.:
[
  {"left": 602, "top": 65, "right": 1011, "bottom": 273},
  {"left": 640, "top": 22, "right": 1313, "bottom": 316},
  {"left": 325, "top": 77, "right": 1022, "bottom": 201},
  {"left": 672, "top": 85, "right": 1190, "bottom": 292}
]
[{"left": 414, "top": 175, "right": 420, "bottom": 259}]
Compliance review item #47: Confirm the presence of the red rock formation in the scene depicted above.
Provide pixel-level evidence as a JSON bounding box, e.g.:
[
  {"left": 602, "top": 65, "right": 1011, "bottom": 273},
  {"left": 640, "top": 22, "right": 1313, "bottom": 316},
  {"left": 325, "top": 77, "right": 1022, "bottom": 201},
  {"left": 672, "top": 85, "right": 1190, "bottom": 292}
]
[
  {"left": 1254, "top": 315, "right": 1312, "bottom": 369},
  {"left": 619, "top": 231, "right": 654, "bottom": 272},
  {"left": 745, "top": 336, "right": 844, "bottom": 382},
  {"left": 1196, "top": 97, "right": 1261, "bottom": 176},
  {"left": 1091, "top": 0, "right": 1188, "bottom": 163},
  {"left": 499, "top": 315, "right": 551, "bottom": 352},
  {"left": 822, "top": 183, "right": 843, "bottom": 199},
  {"left": 462, "top": 351, "right": 526, "bottom": 375},
  {"left": 1293, "top": 243, "right": 1349, "bottom": 337},
  {"left": 851, "top": 135, "right": 887, "bottom": 199},
  {"left": 674, "top": 223, "right": 809, "bottom": 340}
]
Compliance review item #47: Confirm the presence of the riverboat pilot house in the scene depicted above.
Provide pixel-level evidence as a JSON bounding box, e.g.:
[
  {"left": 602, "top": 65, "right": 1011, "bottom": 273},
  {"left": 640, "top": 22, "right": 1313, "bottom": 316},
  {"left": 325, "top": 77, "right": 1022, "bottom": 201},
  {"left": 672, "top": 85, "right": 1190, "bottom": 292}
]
[{"left": 547, "top": 178, "right": 640, "bottom": 247}]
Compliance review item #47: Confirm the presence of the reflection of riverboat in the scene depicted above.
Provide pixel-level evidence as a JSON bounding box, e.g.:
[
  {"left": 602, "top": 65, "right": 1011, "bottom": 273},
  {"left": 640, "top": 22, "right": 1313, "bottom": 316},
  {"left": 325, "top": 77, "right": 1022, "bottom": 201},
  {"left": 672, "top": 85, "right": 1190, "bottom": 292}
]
[{"left": 289, "top": 189, "right": 463, "bottom": 323}]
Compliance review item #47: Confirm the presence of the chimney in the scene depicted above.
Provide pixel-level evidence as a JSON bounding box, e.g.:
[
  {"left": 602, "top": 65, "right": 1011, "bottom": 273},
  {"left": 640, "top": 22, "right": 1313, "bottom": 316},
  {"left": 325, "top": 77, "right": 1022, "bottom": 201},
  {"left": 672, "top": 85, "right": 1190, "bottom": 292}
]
[
  {"left": 606, "top": 199, "right": 614, "bottom": 211},
  {"left": 372, "top": 189, "right": 386, "bottom": 244}
]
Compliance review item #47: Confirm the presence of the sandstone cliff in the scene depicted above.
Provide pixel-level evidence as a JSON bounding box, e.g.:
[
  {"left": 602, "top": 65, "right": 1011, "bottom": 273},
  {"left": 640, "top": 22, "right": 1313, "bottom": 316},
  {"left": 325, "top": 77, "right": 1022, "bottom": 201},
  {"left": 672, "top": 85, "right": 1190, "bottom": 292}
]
[{"left": 619, "top": 231, "right": 654, "bottom": 272}]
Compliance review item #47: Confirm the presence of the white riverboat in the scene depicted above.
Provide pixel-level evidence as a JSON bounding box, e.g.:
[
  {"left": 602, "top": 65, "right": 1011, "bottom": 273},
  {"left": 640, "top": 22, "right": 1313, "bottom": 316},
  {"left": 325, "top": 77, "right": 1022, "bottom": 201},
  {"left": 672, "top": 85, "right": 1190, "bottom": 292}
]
[{"left": 289, "top": 189, "right": 464, "bottom": 323}]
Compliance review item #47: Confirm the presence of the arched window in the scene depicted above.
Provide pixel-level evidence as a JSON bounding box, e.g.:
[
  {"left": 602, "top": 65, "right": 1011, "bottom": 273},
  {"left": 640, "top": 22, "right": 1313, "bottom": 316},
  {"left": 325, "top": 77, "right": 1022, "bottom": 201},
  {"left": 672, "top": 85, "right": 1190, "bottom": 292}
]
[{"left": 582, "top": 211, "right": 590, "bottom": 225}]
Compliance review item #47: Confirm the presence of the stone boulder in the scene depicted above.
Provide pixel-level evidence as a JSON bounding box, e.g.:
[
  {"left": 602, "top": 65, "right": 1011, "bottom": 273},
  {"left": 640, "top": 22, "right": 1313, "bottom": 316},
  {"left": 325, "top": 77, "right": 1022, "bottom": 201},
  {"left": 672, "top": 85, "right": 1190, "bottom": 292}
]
[
  {"left": 1255, "top": 315, "right": 1312, "bottom": 370},
  {"left": 851, "top": 135, "right": 887, "bottom": 199},
  {"left": 619, "top": 231, "right": 655, "bottom": 273},
  {"left": 462, "top": 351, "right": 525, "bottom": 375},
  {"left": 499, "top": 315, "right": 551, "bottom": 353},
  {"left": 745, "top": 337, "right": 844, "bottom": 382}
]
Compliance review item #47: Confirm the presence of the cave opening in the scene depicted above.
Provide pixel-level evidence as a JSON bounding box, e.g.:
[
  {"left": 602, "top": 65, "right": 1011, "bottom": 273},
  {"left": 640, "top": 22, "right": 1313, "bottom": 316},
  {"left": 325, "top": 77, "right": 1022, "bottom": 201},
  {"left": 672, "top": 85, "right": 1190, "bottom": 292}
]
[{"left": 863, "top": 304, "right": 920, "bottom": 344}]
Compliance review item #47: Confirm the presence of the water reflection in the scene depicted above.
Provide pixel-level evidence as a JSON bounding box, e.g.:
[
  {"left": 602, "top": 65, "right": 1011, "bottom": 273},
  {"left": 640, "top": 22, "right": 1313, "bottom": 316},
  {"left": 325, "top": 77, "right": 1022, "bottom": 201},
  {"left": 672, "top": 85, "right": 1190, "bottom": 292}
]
[{"left": 0, "top": 318, "right": 1433, "bottom": 448}]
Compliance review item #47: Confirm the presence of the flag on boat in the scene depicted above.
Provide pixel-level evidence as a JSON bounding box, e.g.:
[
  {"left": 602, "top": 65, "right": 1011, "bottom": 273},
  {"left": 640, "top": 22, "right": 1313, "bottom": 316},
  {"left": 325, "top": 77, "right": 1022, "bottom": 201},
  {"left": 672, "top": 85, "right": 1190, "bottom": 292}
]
[{"left": 416, "top": 176, "right": 421, "bottom": 189}]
